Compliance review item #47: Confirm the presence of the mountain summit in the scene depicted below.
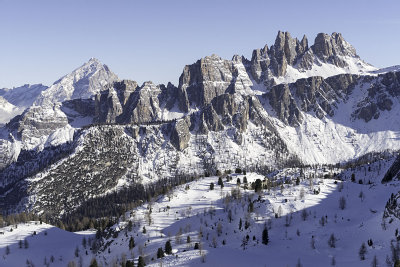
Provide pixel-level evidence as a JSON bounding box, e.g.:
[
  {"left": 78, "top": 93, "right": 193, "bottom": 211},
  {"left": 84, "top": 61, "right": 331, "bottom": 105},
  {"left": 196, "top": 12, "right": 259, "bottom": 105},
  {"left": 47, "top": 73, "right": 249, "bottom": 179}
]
[{"left": 34, "top": 58, "right": 118, "bottom": 106}]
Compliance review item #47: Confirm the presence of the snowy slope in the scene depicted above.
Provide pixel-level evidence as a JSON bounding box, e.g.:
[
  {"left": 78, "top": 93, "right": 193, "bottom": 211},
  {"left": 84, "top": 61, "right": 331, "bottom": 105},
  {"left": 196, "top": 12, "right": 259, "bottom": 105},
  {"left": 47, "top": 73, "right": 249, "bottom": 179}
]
[
  {"left": 274, "top": 56, "right": 376, "bottom": 85},
  {"left": 1, "top": 160, "right": 399, "bottom": 267},
  {"left": 0, "top": 97, "right": 19, "bottom": 126}
]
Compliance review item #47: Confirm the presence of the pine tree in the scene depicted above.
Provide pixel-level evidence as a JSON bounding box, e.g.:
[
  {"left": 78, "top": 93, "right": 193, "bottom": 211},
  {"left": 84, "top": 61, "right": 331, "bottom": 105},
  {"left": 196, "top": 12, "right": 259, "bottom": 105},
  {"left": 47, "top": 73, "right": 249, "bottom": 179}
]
[
  {"left": 262, "top": 225, "right": 269, "bottom": 245},
  {"left": 186, "top": 236, "right": 191, "bottom": 244},
  {"left": 328, "top": 233, "right": 336, "bottom": 248},
  {"left": 89, "top": 258, "right": 98, "bottom": 267},
  {"left": 339, "top": 196, "right": 346, "bottom": 210},
  {"left": 165, "top": 240, "right": 172, "bottom": 254},
  {"left": 210, "top": 183, "right": 214, "bottom": 190},
  {"left": 74, "top": 246, "right": 79, "bottom": 257},
  {"left": 82, "top": 237, "right": 87, "bottom": 249},
  {"left": 217, "top": 177, "right": 223, "bottom": 186},
  {"left": 157, "top": 247, "right": 165, "bottom": 258},
  {"left": 254, "top": 179, "right": 262, "bottom": 193},
  {"left": 129, "top": 236, "right": 135, "bottom": 250},
  {"left": 137, "top": 256, "right": 145, "bottom": 267},
  {"left": 248, "top": 202, "right": 254, "bottom": 213},
  {"left": 359, "top": 242, "right": 367, "bottom": 260}
]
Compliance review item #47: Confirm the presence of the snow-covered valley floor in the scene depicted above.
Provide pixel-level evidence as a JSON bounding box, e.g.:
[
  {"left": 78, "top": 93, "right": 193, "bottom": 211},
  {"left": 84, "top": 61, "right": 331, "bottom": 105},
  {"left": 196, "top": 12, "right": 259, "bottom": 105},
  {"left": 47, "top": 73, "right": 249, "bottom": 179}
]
[{"left": 1, "top": 162, "right": 399, "bottom": 267}]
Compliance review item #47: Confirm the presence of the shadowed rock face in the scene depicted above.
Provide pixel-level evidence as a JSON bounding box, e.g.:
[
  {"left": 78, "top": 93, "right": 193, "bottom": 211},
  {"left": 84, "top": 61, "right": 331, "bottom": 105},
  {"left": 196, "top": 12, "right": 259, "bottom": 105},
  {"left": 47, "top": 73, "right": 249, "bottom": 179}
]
[{"left": 263, "top": 74, "right": 359, "bottom": 126}]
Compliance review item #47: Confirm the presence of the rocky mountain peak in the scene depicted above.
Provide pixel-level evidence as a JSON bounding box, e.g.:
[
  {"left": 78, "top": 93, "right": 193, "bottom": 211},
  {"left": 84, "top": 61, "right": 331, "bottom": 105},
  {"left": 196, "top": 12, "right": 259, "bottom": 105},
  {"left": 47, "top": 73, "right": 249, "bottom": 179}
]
[
  {"left": 312, "top": 32, "right": 357, "bottom": 60},
  {"left": 34, "top": 58, "right": 118, "bottom": 106}
]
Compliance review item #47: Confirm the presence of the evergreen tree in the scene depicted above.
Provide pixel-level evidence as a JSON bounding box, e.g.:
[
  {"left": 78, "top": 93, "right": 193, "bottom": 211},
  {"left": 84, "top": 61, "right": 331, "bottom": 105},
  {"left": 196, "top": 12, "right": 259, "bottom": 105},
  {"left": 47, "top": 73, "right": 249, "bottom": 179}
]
[
  {"left": 339, "top": 196, "right": 346, "bottom": 210},
  {"left": 248, "top": 202, "right": 254, "bottom": 213},
  {"left": 82, "top": 237, "right": 87, "bottom": 249},
  {"left": 243, "top": 176, "right": 248, "bottom": 184},
  {"left": 89, "top": 258, "right": 98, "bottom": 267},
  {"left": 254, "top": 179, "right": 262, "bottom": 193},
  {"left": 142, "top": 226, "right": 147, "bottom": 234},
  {"left": 74, "top": 246, "right": 79, "bottom": 257},
  {"left": 359, "top": 242, "right": 367, "bottom": 260},
  {"left": 237, "top": 178, "right": 241, "bottom": 185},
  {"left": 210, "top": 183, "right": 214, "bottom": 190},
  {"left": 217, "top": 177, "right": 223, "bottom": 186},
  {"left": 137, "top": 256, "right": 145, "bottom": 267},
  {"left": 165, "top": 240, "right": 172, "bottom": 254},
  {"left": 186, "top": 236, "right": 191, "bottom": 244},
  {"left": 157, "top": 247, "right": 165, "bottom": 258},
  {"left": 129, "top": 236, "right": 135, "bottom": 250},
  {"left": 262, "top": 226, "right": 269, "bottom": 245},
  {"left": 328, "top": 233, "right": 336, "bottom": 248}
]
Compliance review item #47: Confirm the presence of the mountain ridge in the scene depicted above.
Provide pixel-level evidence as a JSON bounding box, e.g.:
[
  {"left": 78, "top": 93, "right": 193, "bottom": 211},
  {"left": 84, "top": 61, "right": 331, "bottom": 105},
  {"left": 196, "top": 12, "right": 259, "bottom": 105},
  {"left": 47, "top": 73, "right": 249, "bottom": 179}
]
[{"left": 1, "top": 31, "right": 400, "bottom": 216}]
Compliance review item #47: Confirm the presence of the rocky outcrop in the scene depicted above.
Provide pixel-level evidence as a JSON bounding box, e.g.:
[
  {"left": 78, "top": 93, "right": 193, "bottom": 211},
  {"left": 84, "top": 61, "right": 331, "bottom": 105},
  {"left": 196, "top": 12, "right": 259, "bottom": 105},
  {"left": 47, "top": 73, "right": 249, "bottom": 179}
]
[
  {"left": 383, "top": 192, "right": 400, "bottom": 220},
  {"left": 353, "top": 72, "right": 400, "bottom": 122},
  {"left": 170, "top": 117, "right": 191, "bottom": 151},
  {"left": 264, "top": 74, "right": 361, "bottom": 125},
  {"left": 266, "top": 84, "right": 303, "bottom": 126},
  {"left": 312, "top": 32, "right": 356, "bottom": 66},
  {"left": 94, "top": 80, "right": 185, "bottom": 124},
  {"left": 179, "top": 54, "right": 237, "bottom": 107}
]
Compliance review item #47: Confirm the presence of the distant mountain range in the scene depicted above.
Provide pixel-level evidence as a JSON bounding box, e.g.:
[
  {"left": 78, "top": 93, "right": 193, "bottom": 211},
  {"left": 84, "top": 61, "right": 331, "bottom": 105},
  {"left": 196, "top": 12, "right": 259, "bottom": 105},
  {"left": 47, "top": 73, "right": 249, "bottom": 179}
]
[{"left": 1, "top": 31, "right": 400, "bottom": 216}]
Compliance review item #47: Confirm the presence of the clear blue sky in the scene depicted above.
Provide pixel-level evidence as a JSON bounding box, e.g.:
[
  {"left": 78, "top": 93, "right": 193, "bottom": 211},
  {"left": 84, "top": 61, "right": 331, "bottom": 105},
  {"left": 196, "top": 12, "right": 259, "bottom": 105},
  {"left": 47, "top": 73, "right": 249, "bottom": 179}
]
[{"left": 1, "top": 0, "right": 399, "bottom": 88}]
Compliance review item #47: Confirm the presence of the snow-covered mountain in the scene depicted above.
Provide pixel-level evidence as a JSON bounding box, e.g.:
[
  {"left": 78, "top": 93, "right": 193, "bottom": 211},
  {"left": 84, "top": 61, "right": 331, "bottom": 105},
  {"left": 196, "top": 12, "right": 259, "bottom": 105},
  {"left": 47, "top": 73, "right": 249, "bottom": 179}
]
[
  {"left": 1, "top": 31, "right": 400, "bottom": 219},
  {"left": 0, "top": 84, "right": 48, "bottom": 125},
  {"left": 34, "top": 57, "right": 118, "bottom": 106}
]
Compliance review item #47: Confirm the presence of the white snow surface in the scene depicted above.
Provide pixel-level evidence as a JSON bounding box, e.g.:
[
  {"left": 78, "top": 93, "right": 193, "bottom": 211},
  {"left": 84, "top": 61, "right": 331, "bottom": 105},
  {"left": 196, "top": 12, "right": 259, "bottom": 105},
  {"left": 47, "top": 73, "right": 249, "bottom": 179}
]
[
  {"left": 274, "top": 56, "right": 376, "bottom": 85},
  {"left": 2, "top": 161, "right": 399, "bottom": 267}
]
